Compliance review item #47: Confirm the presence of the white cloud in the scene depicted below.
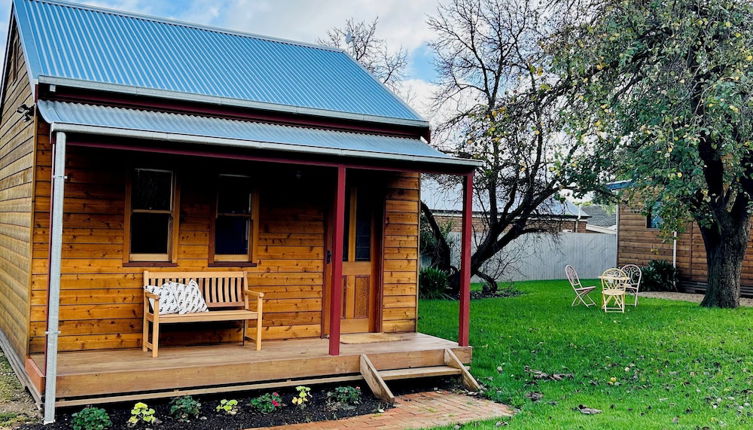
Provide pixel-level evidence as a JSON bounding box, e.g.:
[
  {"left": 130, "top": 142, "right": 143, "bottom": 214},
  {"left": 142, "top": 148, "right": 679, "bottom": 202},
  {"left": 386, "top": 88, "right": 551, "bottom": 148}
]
[
  {"left": 218, "top": 0, "right": 439, "bottom": 54},
  {"left": 398, "top": 78, "right": 438, "bottom": 121}
]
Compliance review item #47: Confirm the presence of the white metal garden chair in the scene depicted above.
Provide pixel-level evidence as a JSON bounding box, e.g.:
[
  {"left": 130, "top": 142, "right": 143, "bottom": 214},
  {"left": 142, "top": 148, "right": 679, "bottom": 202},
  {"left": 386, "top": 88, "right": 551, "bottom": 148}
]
[
  {"left": 599, "top": 268, "right": 629, "bottom": 313},
  {"left": 621, "top": 264, "right": 642, "bottom": 306},
  {"left": 565, "top": 265, "right": 597, "bottom": 307}
]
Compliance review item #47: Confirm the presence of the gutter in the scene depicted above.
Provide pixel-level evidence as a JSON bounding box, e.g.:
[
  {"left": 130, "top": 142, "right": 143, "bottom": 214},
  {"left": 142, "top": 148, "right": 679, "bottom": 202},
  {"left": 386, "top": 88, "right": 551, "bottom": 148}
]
[
  {"left": 672, "top": 231, "right": 678, "bottom": 268},
  {"left": 48, "top": 122, "right": 482, "bottom": 168},
  {"left": 585, "top": 224, "right": 617, "bottom": 235}
]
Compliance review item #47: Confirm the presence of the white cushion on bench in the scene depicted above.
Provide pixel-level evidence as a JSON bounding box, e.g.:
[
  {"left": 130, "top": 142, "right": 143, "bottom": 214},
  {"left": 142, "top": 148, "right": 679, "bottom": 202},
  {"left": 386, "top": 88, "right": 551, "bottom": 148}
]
[
  {"left": 144, "top": 284, "right": 180, "bottom": 315},
  {"left": 167, "top": 280, "right": 209, "bottom": 314}
]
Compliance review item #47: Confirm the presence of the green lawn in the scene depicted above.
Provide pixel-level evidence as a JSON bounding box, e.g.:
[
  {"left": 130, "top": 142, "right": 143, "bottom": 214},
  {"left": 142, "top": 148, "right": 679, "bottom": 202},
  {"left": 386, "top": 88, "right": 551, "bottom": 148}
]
[{"left": 420, "top": 280, "right": 753, "bottom": 429}]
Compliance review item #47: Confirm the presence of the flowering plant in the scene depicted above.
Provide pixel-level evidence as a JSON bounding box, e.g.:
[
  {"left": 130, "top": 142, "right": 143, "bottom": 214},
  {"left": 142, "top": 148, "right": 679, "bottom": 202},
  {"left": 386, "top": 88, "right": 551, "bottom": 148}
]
[
  {"left": 72, "top": 406, "right": 111, "bottom": 430},
  {"left": 326, "top": 386, "right": 361, "bottom": 408},
  {"left": 249, "top": 392, "right": 283, "bottom": 414},
  {"left": 168, "top": 395, "right": 201, "bottom": 421},
  {"left": 127, "top": 402, "right": 156, "bottom": 427},
  {"left": 291, "top": 386, "right": 311, "bottom": 409},
  {"left": 215, "top": 399, "right": 239, "bottom": 415}
]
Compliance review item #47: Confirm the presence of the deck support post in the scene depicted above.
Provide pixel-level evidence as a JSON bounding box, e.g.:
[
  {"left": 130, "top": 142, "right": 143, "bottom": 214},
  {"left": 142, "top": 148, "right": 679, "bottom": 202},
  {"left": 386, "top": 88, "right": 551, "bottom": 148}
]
[
  {"left": 458, "top": 171, "right": 473, "bottom": 347},
  {"left": 44, "top": 131, "right": 66, "bottom": 424},
  {"left": 328, "top": 165, "right": 346, "bottom": 355}
]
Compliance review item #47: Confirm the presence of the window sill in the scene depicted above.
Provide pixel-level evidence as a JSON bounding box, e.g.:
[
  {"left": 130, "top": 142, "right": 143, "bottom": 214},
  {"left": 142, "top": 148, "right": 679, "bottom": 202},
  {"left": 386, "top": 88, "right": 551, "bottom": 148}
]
[
  {"left": 208, "top": 261, "right": 259, "bottom": 268},
  {"left": 124, "top": 262, "right": 179, "bottom": 267}
]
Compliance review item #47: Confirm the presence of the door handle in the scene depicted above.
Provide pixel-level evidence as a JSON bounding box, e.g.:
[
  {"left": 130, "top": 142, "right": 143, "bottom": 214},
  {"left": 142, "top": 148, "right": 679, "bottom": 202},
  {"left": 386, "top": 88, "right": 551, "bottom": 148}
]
[{"left": 326, "top": 250, "right": 332, "bottom": 264}]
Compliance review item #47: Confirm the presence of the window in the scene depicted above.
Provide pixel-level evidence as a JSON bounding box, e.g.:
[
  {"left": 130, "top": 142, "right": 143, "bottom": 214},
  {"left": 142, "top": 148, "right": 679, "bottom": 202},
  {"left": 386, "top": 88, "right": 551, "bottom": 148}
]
[
  {"left": 646, "top": 204, "right": 663, "bottom": 229},
  {"left": 343, "top": 187, "right": 373, "bottom": 262},
  {"left": 127, "top": 168, "right": 177, "bottom": 262},
  {"left": 212, "top": 174, "right": 258, "bottom": 263}
]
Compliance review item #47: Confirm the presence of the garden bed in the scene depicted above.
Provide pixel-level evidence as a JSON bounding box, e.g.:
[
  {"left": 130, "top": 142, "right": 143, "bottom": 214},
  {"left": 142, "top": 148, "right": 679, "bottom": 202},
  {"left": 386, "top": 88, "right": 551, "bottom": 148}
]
[
  {"left": 19, "top": 383, "right": 392, "bottom": 430},
  {"left": 470, "top": 285, "right": 524, "bottom": 299}
]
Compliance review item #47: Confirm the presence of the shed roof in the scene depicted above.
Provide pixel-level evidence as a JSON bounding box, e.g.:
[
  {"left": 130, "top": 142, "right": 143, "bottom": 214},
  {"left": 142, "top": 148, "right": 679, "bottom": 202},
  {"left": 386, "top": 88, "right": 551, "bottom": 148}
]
[
  {"left": 421, "top": 176, "right": 589, "bottom": 218},
  {"left": 37, "top": 101, "right": 478, "bottom": 167},
  {"left": 581, "top": 205, "right": 616, "bottom": 227},
  {"left": 13, "top": 0, "right": 426, "bottom": 127}
]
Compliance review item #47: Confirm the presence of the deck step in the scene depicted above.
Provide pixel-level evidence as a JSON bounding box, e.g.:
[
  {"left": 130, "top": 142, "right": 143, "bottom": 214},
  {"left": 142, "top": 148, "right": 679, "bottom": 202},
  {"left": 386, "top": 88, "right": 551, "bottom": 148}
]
[
  {"left": 380, "top": 365, "right": 462, "bottom": 381},
  {"left": 358, "top": 349, "right": 481, "bottom": 404}
]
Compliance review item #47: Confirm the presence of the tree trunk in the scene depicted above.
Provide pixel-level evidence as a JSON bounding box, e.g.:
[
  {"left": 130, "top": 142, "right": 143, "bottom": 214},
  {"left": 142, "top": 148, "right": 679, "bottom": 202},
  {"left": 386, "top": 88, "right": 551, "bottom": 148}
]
[
  {"left": 419, "top": 201, "right": 455, "bottom": 274},
  {"left": 476, "top": 270, "right": 498, "bottom": 294},
  {"left": 699, "top": 222, "right": 750, "bottom": 308}
]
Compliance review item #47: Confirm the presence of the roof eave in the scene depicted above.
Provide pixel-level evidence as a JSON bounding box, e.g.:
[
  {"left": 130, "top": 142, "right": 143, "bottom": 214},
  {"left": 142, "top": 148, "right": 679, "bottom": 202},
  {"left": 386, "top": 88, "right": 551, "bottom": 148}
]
[
  {"left": 47, "top": 121, "right": 481, "bottom": 169},
  {"left": 12, "top": 0, "right": 39, "bottom": 99},
  {"left": 38, "top": 76, "right": 431, "bottom": 130}
]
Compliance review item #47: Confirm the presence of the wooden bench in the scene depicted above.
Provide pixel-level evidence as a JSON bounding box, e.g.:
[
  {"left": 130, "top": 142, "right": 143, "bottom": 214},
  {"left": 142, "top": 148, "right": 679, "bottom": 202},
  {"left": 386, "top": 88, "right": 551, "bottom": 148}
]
[{"left": 142, "top": 271, "right": 263, "bottom": 358}]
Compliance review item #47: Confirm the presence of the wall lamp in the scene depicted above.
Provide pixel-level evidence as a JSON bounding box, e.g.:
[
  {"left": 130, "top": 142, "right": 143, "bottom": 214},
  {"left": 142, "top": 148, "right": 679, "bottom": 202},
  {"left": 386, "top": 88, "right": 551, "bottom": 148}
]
[{"left": 16, "top": 103, "right": 34, "bottom": 122}]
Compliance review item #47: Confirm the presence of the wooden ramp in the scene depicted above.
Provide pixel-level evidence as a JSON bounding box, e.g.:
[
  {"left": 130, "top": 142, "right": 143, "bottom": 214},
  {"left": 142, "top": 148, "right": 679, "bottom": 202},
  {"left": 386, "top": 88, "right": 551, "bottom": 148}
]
[{"left": 359, "top": 348, "right": 481, "bottom": 403}]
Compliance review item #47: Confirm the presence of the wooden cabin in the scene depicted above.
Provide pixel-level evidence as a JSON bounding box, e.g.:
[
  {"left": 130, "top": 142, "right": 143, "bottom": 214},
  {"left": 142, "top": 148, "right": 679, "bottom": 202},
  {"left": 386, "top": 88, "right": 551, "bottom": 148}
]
[
  {"left": 616, "top": 203, "right": 753, "bottom": 296},
  {"left": 0, "top": 0, "right": 480, "bottom": 422}
]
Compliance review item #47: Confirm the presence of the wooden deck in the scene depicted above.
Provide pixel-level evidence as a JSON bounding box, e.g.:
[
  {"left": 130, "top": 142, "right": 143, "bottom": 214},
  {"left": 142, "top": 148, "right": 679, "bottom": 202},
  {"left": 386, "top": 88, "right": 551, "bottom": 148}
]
[{"left": 29, "top": 333, "right": 471, "bottom": 406}]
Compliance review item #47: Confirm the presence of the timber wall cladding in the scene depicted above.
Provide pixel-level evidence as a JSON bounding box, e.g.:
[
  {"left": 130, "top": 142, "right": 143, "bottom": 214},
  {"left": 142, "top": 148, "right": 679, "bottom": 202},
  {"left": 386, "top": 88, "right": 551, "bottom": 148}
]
[
  {"left": 616, "top": 205, "right": 692, "bottom": 278},
  {"left": 381, "top": 172, "right": 419, "bottom": 333},
  {"left": 28, "top": 142, "right": 422, "bottom": 352},
  {"left": 0, "top": 27, "right": 35, "bottom": 359},
  {"left": 29, "top": 146, "right": 332, "bottom": 352},
  {"left": 616, "top": 204, "right": 719, "bottom": 283}
]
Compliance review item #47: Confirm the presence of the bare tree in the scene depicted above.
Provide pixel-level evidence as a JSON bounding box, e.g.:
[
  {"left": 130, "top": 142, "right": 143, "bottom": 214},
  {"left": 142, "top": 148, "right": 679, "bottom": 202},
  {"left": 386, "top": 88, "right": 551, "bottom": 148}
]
[
  {"left": 424, "top": 0, "right": 607, "bottom": 292},
  {"left": 319, "top": 18, "right": 407, "bottom": 90}
]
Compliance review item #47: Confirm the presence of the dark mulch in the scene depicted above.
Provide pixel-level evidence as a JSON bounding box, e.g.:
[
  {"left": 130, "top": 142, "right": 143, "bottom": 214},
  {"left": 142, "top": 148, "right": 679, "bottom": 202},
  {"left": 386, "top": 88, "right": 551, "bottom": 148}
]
[
  {"left": 19, "top": 383, "right": 394, "bottom": 430},
  {"left": 19, "top": 373, "right": 472, "bottom": 430}
]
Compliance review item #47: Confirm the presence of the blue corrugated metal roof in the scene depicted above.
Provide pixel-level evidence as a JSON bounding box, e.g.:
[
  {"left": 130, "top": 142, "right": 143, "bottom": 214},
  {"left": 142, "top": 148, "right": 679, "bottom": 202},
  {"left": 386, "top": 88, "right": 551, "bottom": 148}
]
[
  {"left": 13, "top": 0, "right": 426, "bottom": 126},
  {"left": 606, "top": 180, "right": 632, "bottom": 191},
  {"left": 37, "top": 101, "right": 476, "bottom": 166}
]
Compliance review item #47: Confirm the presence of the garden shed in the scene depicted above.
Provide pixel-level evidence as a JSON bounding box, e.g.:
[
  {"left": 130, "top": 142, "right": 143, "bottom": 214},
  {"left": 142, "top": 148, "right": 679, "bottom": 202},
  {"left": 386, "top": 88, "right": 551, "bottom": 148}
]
[{"left": 0, "top": 0, "right": 480, "bottom": 423}]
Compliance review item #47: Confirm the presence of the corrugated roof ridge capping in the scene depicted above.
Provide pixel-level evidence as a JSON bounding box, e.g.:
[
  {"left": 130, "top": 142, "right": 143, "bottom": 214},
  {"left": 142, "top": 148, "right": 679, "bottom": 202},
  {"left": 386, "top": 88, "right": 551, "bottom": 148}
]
[
  {"left": 24, "top": 0, "right": 342, "bottom": 53},
  {"left": 12, "top": 0, "right": 426, "bottom": 125},
  {"left": 36, "top": 100, "right": 481, "bottom": 168}
]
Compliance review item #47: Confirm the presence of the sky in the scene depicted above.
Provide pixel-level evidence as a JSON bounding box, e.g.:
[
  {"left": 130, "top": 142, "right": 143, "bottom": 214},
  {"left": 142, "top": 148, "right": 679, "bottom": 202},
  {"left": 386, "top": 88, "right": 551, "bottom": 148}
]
[{"left": 0, "top": 0, "right": 447, "bottom": 122}]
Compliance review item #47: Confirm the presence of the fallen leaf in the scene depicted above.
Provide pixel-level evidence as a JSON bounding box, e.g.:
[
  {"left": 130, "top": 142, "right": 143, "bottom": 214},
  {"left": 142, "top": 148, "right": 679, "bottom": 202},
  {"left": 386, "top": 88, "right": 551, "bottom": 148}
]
[
  {"left": 526, "top": 392, "right": 543, "bottom": 402},
  {"left": 576, "top": 405, "right": 602, "bottom": 415},
  {"left": 551, "top": 373, "right": 574, "bottom": 381}
]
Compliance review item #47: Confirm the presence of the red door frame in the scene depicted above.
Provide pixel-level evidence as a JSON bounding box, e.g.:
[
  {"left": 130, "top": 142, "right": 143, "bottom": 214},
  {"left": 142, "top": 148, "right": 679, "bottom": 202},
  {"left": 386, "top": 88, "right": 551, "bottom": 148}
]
[{"left": 328, "top": 166, "right": 346, "bottom": 355}]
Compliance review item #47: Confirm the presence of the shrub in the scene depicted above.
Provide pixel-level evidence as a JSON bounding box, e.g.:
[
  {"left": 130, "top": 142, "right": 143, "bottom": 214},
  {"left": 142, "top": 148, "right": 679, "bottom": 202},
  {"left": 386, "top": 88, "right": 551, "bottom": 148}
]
[
  {"left": 641, "top": 260, "right": 679, "bottom": 292},
  {"left": 127, "top": 402, "right": 156, "bottom": 427},
  {"left": 215, "top": 399, "right": 239, "bottom": 415},
  {"left": 291, "top": 386, "right": 311, "bottom": 408},
  {"left": 249, "top": 392, "right": 283, "bottom": 414},
  {"left": 72, "top": 407, "right": 111, "bottom": 430},
  {"left": 326, "top": 386, "right": 361, "bottom": 408},
  {"left": 419, "top": 267, "right": 451, "bottom": 299},
  {"left": 169, "top": 396, "right": 201, "bottom": 421}
]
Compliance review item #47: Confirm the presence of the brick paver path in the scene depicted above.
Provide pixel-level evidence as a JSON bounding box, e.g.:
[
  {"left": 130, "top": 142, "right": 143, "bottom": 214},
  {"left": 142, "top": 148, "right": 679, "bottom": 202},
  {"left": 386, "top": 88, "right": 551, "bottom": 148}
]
[{"left": 258, "top": 390, "right": 515, "bottom": 430}]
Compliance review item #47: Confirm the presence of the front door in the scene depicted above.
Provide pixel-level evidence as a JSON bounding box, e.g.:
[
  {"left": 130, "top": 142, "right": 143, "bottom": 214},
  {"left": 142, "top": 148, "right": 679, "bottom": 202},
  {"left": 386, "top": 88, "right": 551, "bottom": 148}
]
[
  {"left": 340, "top": 186, "right": 378, "bottom": 333},
  {"left": 324, "top": 183, "right": 380, "bottom": 335}
]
